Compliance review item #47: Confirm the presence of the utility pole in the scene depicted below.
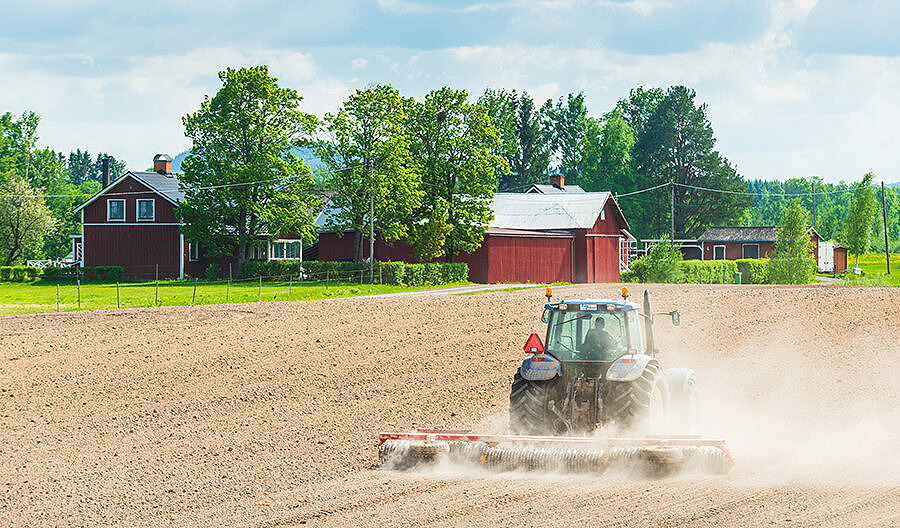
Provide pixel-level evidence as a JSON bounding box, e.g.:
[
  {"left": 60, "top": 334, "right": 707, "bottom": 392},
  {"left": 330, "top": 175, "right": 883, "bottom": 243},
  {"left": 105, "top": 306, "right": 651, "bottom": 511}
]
[
  {"left": 670, "top": 179, "right": 675, "bottom": 244},
  {"left": 369, "top": 160, "right": 375, "bottom": 284},
  {"left": 810, "top": 177, "right": 817, "bottom": 231},
  {"left": 882, "top": 181, "right": 891, "bottom": 274}
]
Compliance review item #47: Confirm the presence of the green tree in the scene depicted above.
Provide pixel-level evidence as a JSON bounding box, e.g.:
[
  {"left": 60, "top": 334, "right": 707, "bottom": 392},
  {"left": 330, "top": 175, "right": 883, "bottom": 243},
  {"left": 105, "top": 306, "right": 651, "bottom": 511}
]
[
  {"left": 179, "top": 66, "right": 321, "bottom": 274},
  {"left": 633, "top": 85, "right": 753, "bottom": 238},
  {"left": 629, "top": 234, "right": 683, "bottom": 283},
  {"left": 546, "top": 92, "right": 588, "bottom": 186},
  {"left": 510, "top": 92, "right": 552, "bottom": 190},
  {"left": 844, "top": 172, "right": 878, "bottom": 269},
  {"left": 407, "top": 87, "right": 506, "bottom": 261},
  {"left": 476, "top": 88, "right": 519, "bottom": 189},
  {"left": 0, "top": 172, "right": 56, "bottom": 265},
  {"left": 616, "top": 86, "right": 665, "bottom": 138},
  {"left": 768, "top": 199, "right": 815, "bottom": 284},
  {"left": 316, "top": 84, "right": 423, "bottom": 262},
  {"left": 0, "top": 111, "right": 39, "bottom": 175}
]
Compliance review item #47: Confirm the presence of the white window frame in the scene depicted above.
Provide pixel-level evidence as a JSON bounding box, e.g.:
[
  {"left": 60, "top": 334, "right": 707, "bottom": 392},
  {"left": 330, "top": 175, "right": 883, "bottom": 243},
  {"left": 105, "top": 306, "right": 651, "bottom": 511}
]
[
  {"left": 107, "top": 199, "right": 125, "bottom": 222},
  {"left": 742, "top": 243, "right": 759, "bottom": 259},
  {"left": 269, "top": 239, "right": 302, "bottom": 260},
  {"left": 136, "top": 199, "right": 155, "bottom": 221},
  {"left": 713, "top": 245, "right": 726, "bottom": 260},
  {"left": 600, "top": 208, "right": 606, "bottom": 220},
  {"left": 188, "top": 242, "right": 199, "bottom": 262}
]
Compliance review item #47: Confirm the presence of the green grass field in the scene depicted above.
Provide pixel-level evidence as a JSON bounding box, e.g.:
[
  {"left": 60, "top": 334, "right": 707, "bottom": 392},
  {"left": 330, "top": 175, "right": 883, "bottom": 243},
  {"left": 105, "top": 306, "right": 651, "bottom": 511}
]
[
  {"left": 840, "top": 253, "right": 900, "bottom": 286},
  {"left": 0, "top": 279, "right": 470, "bottom": 316}
]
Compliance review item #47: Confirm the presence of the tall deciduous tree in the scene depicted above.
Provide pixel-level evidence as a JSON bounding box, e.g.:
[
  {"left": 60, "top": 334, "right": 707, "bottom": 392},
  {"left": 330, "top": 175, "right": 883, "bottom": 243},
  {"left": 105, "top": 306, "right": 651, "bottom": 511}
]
[
  {"left": 476, "top": 88, "right": 519, "bottom": 189},
  {"left": 0, "top": 111, "right": 39, "bottom": 175},
  {"left": 633, "top": 85, "right": 753, "bottom": 238},
  {"left": 179, "top": 66, "right": 321, "bottom": 274},
  {"left": 845, "top": 172, "right": 878, "bottom": 268},
  {"left": 769, "top": 199, "right": 815, "bottom": 284},
  {"left": 407, "top": 87, "right": 506, "bottom": 262},
  {"left": 0, "top": 172, "right": 55, "bottom": 265},
  {"left": 316, "top": 85, "right": 423, "bottom": 262},
  {"left": 546, "top": 92, "right": 588, "bottom": 185}
]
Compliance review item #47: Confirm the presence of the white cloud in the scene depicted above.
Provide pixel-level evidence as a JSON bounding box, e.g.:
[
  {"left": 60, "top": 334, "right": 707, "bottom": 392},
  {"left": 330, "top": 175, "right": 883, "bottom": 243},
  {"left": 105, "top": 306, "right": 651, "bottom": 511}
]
[{"left": 351, "top": 58, "right": 368, "bottom": 70}]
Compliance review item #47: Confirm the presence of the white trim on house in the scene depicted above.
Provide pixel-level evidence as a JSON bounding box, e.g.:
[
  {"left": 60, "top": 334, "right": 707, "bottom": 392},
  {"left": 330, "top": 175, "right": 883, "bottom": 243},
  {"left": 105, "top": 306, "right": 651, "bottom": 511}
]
[
  {"left": 713, "top": 245, "right": 726, "bottom": 260},
  {"left": 80, "top": 210, "right": 85, "bottom": 267},
  {"left": 107, "top": 199, "right": 125, "bottom": 222},
  {"left": 137, "top": 198, "right": 155, "bottom": 221},
  {"left": 585, "top": 233, "right": 623, "bottom": 238},
  {"left": 83, "top": 222, "right": 183, "bottom": 226},
  {"left": 179, "top": 233, "right": 184, "bottom": 280},
  {"left": 74, "top": 172, "right": 180, "bottom": 213},
  {"left": 742, "top": 243, "right": 760, "bottom": 259},
  {"left": 268, "top": 239, "right": 302, "bottom": 260}
]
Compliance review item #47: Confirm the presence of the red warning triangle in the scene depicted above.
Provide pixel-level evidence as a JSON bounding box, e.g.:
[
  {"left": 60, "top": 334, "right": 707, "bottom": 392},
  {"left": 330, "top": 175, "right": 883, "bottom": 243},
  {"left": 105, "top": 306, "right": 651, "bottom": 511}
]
[{"left": 523, "top": 333, "right": 544, "bottom": 354}]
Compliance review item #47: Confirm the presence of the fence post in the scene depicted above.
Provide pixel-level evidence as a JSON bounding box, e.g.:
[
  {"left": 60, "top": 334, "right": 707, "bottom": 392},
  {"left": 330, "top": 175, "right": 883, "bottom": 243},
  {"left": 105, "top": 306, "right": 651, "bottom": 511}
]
[
  {"left": 116, "top": 281, "right": 120, "bottom": 309},
  {"left": 227, "top": 262, "right": 232, "bottom": 302},
  {"left": 192, "top": 278, "right": 197, "bottom": 305},
  {"left": 258, "top": 274, "right": 262, "bottom": 298},
  {"left": 326, "top": 270, "right": 330, "bottom": 289},
  {"left": 359, "top": 269, "right": 363, "bottom": 285},
  {"left": 77, "top": 278, "right": 81, "bottom": 310},
  {"left": 289, "top": 275, "right": 292, "bottom": 295},
  {"left": 56, "top": 283, "right": 60, "bottom": 312},
  {"left": 155, "top": 264, "right": 159, "bottom": 306},
  {"left": 379, "top": 264, "right": 383, "bottom": 285}
]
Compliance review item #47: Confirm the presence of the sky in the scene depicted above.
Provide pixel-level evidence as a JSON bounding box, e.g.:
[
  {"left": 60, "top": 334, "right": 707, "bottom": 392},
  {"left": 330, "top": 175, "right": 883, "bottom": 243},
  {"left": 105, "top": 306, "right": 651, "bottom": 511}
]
[{"left": 3, "top": 0, "right": 900, "bottom": 183}]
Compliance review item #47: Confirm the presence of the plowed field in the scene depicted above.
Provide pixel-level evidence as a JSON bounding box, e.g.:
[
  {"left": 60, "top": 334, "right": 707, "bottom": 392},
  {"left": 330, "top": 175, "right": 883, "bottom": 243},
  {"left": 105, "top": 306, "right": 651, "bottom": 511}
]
[{"left": 2, "top": 284, "right": 898, "bottom": 527}]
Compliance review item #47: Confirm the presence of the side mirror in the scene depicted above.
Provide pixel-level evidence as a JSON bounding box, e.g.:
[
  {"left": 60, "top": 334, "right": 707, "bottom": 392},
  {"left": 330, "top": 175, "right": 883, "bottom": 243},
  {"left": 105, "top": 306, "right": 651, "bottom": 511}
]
[
  {"left": 541, "top": 308, "right": 551, "bottom": 323},
  {"left": 671, "top": 311, "right": 680, "bottom": 326}
]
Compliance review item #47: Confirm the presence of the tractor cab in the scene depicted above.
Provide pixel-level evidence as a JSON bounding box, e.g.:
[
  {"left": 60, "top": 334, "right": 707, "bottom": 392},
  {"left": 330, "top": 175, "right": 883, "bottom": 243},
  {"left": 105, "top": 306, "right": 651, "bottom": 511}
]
[{"left": 542, "top": 299, "right": 644, "bottom": 361}]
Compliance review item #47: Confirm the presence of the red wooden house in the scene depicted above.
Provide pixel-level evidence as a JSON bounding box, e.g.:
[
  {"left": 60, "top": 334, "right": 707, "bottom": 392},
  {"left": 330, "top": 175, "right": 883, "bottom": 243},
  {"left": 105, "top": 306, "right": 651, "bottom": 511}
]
[
  {"left": 72, "top": 154, "right": 306, "bottom": 279},
  {"left": 316, "top": 192, "right": 634, "bottom": 284}
]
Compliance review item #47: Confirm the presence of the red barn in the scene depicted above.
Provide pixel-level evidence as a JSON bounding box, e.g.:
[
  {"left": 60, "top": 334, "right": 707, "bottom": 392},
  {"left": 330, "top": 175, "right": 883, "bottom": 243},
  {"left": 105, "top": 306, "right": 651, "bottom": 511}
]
[
  {"left": 316, "top": 192, "right": 634, "bottom": 284},
  {"left": 72, "top": 154, "right": 308, "bottom": 279}
]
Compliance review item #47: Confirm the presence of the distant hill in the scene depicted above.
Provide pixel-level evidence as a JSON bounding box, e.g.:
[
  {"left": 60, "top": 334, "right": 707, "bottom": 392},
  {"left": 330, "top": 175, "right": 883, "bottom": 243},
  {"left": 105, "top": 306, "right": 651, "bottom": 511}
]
[{"left": 172, "top": 145, "right": 325, "bottom": 173}]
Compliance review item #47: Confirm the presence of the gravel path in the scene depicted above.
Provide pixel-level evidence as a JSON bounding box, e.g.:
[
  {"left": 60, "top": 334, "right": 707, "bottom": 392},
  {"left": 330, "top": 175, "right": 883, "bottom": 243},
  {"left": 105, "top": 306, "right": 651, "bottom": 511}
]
[{"left": 1, "top": 284, "right": 898, "bottom": 527}]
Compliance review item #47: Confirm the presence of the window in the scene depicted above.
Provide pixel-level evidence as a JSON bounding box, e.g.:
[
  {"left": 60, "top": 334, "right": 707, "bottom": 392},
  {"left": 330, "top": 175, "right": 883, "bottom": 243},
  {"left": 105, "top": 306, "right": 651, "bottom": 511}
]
[
  {"left": 107, "top": 199, "right": 125, "bottom": 221},
  {"left": 270, "top": 240, "right": 301, "bottom": 260},
  {"left": 600, "top": 207, "right": 606, "bottom": 220},
  {"left": 246, "top": 243, "right": 268, "bottom": 260},
  {"left": 545, "top": 309, "right": 627, "bottom": 362},
  {"left": 137, "top": 199, "right": 155, "bottom": 221},
  {"left": 713, "top": 245, "right": 726, "bottom": 260},
  {"left": 189, "top": 242, "right": 199, "bottom": 261},
  {"left": 742, "top": 243, "right": 759, "bottom": 259}
]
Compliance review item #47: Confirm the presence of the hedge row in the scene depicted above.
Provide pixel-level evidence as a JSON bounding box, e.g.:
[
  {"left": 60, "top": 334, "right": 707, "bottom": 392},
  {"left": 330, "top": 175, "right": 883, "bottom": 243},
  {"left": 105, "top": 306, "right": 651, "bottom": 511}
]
[
  {"left": 679, "top": 260, "right": 739, "bottom": 284},
  {"left": 0, "top": 266, "right": 42, "bottom": 282},
  {"left": 239, "top": 260, "right": 468, "bottom": 286},
  {"left": 41, "top": 266, "right": 124, "bottom": 280},
  {"left": 735, "top": 258, "right": 770, "bottom": 284}
]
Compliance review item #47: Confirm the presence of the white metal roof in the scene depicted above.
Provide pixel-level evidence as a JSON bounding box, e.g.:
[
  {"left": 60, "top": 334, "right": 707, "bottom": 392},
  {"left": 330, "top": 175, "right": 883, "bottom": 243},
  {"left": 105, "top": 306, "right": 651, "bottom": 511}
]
[{"left": 489, "top": 192, "right": 612, "bottom": 230}]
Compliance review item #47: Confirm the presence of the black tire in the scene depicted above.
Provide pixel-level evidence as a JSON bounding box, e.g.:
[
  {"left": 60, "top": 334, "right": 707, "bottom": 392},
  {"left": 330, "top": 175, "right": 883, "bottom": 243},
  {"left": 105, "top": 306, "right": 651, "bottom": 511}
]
[
  {"left": 605, "top": 361, "right": 668, "bottom": 432},
  {"left": 509, "top": 370, "right": 557, "bottom": 435}
]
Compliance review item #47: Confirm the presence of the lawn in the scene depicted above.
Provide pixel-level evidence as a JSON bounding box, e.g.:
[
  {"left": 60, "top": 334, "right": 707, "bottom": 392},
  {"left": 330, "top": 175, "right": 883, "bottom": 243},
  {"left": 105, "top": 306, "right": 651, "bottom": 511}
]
[
  {"left": 838, "top": 253, "right": 900, "bottom": 286},
  {"left": 0, "top": 278, "right": 470, "bottom": 316}
]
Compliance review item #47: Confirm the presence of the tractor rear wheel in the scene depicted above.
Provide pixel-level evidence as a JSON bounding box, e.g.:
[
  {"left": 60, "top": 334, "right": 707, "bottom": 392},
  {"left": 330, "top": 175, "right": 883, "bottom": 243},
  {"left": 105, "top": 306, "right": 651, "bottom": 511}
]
[
  {"left": 509, "top": 370, "right": 557, "bottom": 435},
  {"left": 605, "top": 361, "right": 669, "bottom": 432}
]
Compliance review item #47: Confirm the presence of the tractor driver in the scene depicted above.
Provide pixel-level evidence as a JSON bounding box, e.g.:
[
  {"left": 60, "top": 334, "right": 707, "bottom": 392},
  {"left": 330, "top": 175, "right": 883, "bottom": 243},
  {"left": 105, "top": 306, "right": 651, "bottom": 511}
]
[{"left": 580, "top": 317, "right": 617, "bottom": 361}]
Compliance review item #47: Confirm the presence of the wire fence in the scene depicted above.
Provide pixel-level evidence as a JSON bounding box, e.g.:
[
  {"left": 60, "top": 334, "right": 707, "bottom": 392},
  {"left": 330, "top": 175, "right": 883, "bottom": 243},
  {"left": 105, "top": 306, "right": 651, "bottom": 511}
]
[{"left": 9, "top": 267, "right": 391, "bottom": 314}]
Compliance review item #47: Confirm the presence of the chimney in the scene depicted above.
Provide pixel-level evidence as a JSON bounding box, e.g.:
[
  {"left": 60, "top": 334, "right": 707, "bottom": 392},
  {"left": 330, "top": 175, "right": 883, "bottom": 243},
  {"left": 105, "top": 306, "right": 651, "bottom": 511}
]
[
  {"left": 549, "top": 174, "right": 564, "bottom": 190},
  {"left": 101, "top": 157, "right": 110, "bottom": 188},
  {"left": 153, "top": 153, "right": 173, "bottom": 175}
]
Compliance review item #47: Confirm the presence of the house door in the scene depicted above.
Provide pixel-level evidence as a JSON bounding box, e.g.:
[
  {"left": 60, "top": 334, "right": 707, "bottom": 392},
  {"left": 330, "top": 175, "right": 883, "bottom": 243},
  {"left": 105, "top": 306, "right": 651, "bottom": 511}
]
[{"left": 818, "top": 241, "right": 833, "bottom": 272}]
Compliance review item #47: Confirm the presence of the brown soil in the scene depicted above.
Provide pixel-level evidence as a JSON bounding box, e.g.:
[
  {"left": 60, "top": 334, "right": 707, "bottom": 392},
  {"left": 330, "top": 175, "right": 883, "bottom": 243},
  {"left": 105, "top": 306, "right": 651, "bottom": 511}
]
[{"left": 2, "top": 284, "right": 898, "bottom": 527}]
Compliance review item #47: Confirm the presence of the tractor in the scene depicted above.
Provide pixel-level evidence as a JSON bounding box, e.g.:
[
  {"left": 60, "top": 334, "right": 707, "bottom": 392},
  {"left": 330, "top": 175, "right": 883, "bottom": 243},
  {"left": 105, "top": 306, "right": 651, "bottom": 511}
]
[{"left": 510, "top": 287, "right": 697, "bottom": 436}]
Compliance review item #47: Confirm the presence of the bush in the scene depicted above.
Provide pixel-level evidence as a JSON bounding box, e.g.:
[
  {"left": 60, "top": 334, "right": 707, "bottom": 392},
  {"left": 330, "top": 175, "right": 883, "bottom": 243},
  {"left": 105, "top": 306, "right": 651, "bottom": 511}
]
[
  {"left": 630, "top": 236, "right": 683, "bottom": 283},
  {"left": 204, "top": 263, "right": 221, "bottom": 281},
  {"left": 238, "top": 260, "right": 468, "bottom": 286},
  {"left": 767, "top": 257, "right": 816, "bottom": 284},
  {"left": 735, "top": 258, "right": 769, "bottom": 284},
  {"left": 679, "top": 260, "right": 738, "bottom": 284},
  {"left": 40, "top": 266, "right": 124, "bottom": 281},
  {"left": 619, "top": 270, "right": 638, "bottom": 283},
  {"left": 0, "top": 266, "right": 41, "bottom": 282}
]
